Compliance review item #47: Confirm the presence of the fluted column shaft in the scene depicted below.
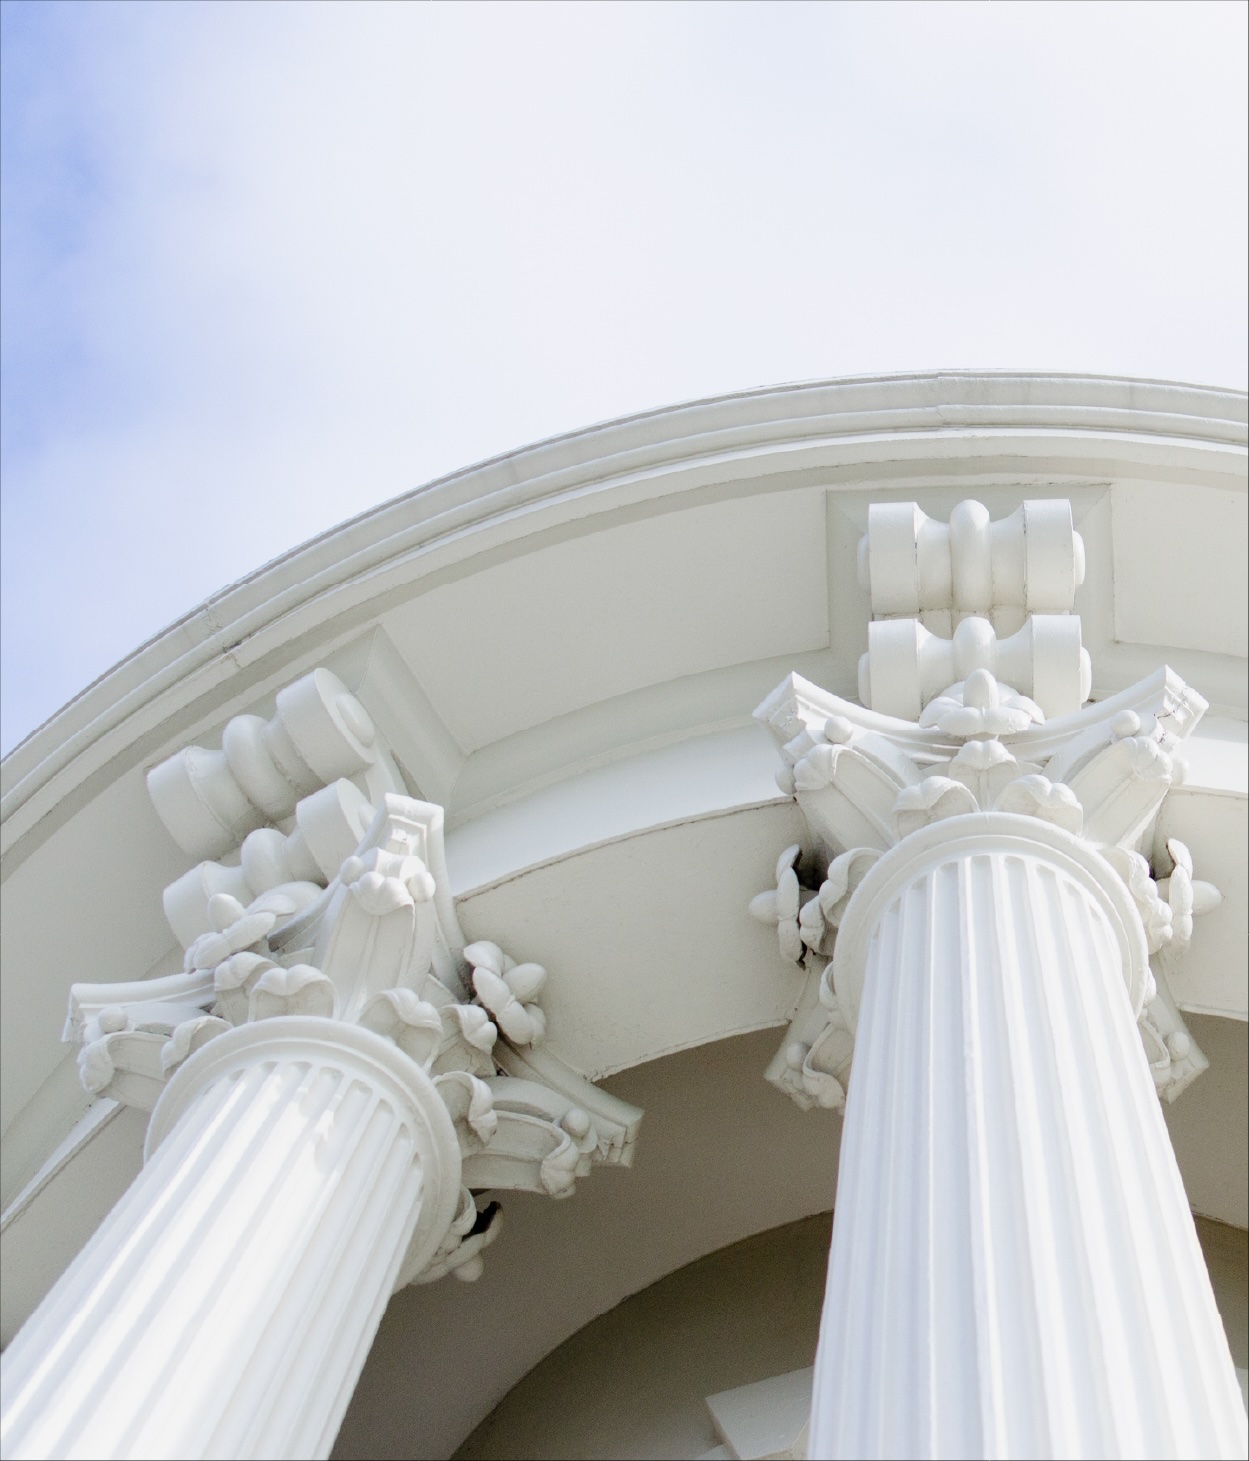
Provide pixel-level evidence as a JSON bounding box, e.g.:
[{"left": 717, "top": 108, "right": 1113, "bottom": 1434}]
[
  {"left": 0, "top": 1018, "right": 461, "bottom": 1461},
  {"left": 810, "top": 815, "right": 1247, "bottom": 1461}
]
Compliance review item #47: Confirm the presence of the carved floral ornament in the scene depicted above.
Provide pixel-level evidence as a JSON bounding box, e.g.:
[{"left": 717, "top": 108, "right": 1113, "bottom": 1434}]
[
  {"left": 751, "top": 499, "right": 1221, "bottom": 1115},
  {"left": 64, "top": 669, "right": 640, "bottom": 1287},
  {"left": 54, "top": 498, "right": 1223, "bottom": 1292}
]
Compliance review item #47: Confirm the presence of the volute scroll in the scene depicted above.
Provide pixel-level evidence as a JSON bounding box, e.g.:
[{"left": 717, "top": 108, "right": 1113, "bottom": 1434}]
[
  {"left": 752, "top": 497, "right": 1219, "bottom": 1111},
  {"left": 65, "top": 668, "right": 642, "bottom": 1287}
]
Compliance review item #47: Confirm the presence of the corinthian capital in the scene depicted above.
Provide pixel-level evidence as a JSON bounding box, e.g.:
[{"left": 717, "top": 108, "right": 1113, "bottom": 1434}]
[
  {"left": 752, "top": 496, "right": 1219, "bottom": 1111},
  {"left": 63, "top": 668, "right": 641, "bottom": 1286}
]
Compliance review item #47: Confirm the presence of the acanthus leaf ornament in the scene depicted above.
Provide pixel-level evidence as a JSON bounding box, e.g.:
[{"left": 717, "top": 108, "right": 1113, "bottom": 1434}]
[
  {"left": 951, "top": 734, "right": 1045, "bottom": 806},
  {"left": 464, "top": 940, "right": 549, "bottom": 1047},
  {"left": 1100, "top": 847, "right": 1175, "bottom": 958},
  {"left": 357, "top": 989, "right": 446, "bottom": 1067},
  {"left": 748, "top": 845, "right": 809, "bottom": 964},
  {"left": 918, "top": 668, "right": 1045, "bottom": 739},
  {"left": 796, "top": 847, "right": 881, "bottom": 960},
  {"left": 993, "top": 773, "right": 1083, "bottom": 833},
  {"left": 63, "top": 667, "right": 643, "bottom": 1287},
  {"left": 892, "top": 776, "right": 979, "bottom": 839},
  {"left": 409, "top": 1189, "right": 503, "bottom": 1287},
  {"left": 1155, "top": 836, "right": 1223, "bottom": 962},
  {"left": 752, "top": 498, "right": 1218, "bottom": 1112}
]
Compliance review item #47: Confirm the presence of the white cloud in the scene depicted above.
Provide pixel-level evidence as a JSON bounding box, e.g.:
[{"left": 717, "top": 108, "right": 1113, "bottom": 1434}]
[{"left": 2, "top": 0, "right": 1246, "bottom": 751}]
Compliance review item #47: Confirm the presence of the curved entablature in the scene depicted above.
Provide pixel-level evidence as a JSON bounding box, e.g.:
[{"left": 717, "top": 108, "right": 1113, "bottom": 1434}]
[{"left": 2, "top": 372, "right": 1245, "bottom": 864}]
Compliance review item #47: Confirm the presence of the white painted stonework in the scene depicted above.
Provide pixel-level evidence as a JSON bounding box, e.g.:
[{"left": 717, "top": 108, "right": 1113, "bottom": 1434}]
[
  {"left": 747, "top": 492, "right": 1244, "bottom": 1457},
  {"left": 812, "top": 818, "right": 1240, "bottom": 1456},
  {"left": 1, "top": 375, "right": 1245, "bottom": 1460},
  {"left": 3, "top": 678, "right": 640, "bottom": 1459},
  {"left": 2, "top": 1020, "right": 460, "bottom": 1459}
]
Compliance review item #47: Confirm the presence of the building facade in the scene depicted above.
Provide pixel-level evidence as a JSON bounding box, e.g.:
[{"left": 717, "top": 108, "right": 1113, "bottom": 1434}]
[{"left": 1, "top": 373, "right": 1246, "bottom": 1459}]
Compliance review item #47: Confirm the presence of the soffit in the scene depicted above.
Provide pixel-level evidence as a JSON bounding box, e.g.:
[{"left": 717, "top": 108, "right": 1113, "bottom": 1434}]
[
  {"left": 4, "top": 372, "right": 1245, "bottom": 867},
  {"left": 383, "top": 488, "right": 830, "bottom": 751},
  {"left": 455, "top": 803, "right": 808, "bottom": 1082},
  {"left": 1112, "top": 480, "right": 1249, "bottom": 659}
]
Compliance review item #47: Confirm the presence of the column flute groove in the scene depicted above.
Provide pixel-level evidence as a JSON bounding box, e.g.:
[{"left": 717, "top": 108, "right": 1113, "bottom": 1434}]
[
  {"left": 4, "top": 708, "right": 645, "bottom": 1461},
  {"left": 753, "top": 498, "right": 1243, "bottom": 1459},
  {"left": 807, "top": 818, "right": 1246, "bottom": 1460},
  {"left": 0, "top": 1020, "right": 461, "bottom": 1461}
]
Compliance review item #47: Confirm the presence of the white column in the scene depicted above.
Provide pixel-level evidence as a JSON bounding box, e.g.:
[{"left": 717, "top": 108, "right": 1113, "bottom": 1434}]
[
  {"left": 0, "top": 1018, "right": 462, "bottom": 1461},
  {"left": 811, "top": 815, "right": 1247, "bottom": 1461}
]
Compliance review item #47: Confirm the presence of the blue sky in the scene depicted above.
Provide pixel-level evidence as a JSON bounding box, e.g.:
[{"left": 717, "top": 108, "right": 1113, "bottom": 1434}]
[{"left": 2, "top": 0, "right": 1246, "bottom": 755}]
